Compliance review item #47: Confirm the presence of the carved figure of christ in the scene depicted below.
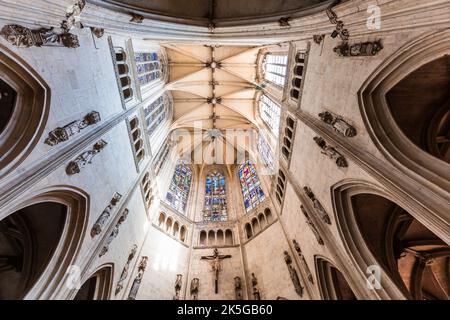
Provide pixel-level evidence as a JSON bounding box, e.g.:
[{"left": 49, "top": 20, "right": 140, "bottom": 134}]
[{"left": 201, "top": 248, "right": 231, "bottom": 294}]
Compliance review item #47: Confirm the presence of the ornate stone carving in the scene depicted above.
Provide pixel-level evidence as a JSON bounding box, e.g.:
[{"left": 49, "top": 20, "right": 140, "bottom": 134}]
[
  {"left": 90, "top": 27, "right": 105, "bottom": 38},
  {"left": 0, "top": 24, "right": 79, "bottom": 48},
  {"left": 279, "top": 17, "right": 291, "bottom": 27},
  {"left": 284, "top": 251, "right": 303, "bottom": 296},
  {"left": 334, "top": 40, "right": 383, "bottom": 57},
  {"left": 173, "top": 274, "right": 183, "bottom": 300},
  {"left": 303, "top": 186, "right": 331, "bottom": 224},
  {"left": 190, "top": 278, "right": 199, "bottom": 300},
  {"left": 313, "top": 34, "right": 324, "bottom": 44},
  {"left": 128, "top": 256, "right": 148, "bottom": 300},
  {"left": 61, "top": 0, "right": 86, "bottom": 31},
  {"left": 201, "top": 248, "right": 232, "bottom": 294},
  {"left": 130, "top": 13, "right": 144, "bottom": 23},
  {"left": 318, "top": 111, "right": 356, "bottom": 137},
  {"left": 45, "top": 111, "right": 101, "bottom": 146},
  {"left": 99, "top": 209, "right": 129, "bottom": 257},
  {"left": 301, "top": 205, "right": 324, "bottom": 245},
  {"left": 91, "top": 192, "right": 122, "bottom": 237},
  {"left": 234, "top": 276, "right": 243, "bottom": 300},
  {"left": 115, "top": 244, "right": 137, "bottom": 295},
  {"left": 66, "top": 139, "right": 107, "bottom": 175},
  {"left": 251, "top": 273, "right": 261, "bottom": 300},
  {"left": 313, "top": 136, "right": 348, "bottom": 168},
  {"left": 326, "top": 4, "right": 349, "bottom": 40},
  {"left": 292, "top": 239, "right": 313, "bottom": 284}
]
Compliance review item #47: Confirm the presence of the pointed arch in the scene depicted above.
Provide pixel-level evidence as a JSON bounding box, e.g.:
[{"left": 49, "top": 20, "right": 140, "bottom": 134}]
[
  {"left": 74, "top": 263, "right": 113, "bottom": 300},
  {"left": 315, "top": 256, "right": 357, "bottom": 300}
]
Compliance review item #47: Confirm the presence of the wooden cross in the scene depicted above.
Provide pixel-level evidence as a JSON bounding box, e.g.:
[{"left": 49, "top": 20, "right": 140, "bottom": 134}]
[{"left": 201, "top": 248, "right": 231, "bottom": 294}]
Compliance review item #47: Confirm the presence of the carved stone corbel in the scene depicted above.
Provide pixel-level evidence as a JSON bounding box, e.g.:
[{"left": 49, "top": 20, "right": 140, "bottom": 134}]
[
  {"left": 318, "top": 111, "right": 356, "bottom": 137},
  {"left": 128, "top": 256, "right": 148, "bottom": 300},
  {"left": 334, "top": 40, "right": 383, "bottom": 57},
  {"left": 99, "top": 208, "right": 129, "bottom": 257},
  {"left": 61, "top": 0, "right": 86, "bottom": 31},
  {"left": 303, "top": 186, "right": 331, "bottom": 224},
  {"left": 90, "top": 27, "right": 105, "bottom": 38},
  {"left": 66, "top": 139, "right": 107, "bottom": 175},
  {"left": 130, "top": 13, "right": 144, "bottom": 23},
  {"left": 279, "top": 17, "right": 291, "bottom": 27},
  {"left": 91, "top": 192, "right": 122, "bottom": 237},
  {"left": 284, "top": 251, "right": 303, "bottom": 296},
  {"left": 292, "top": 239, "right": 313, "bottom": 284},
  {"left": 313, "top": 136, "right": 348, "bottom": 168},
  {"left": 45, "top": 111, "right": 101, "bottom": 146},
  {"left": 0, "top": 24, "right": 79, "bottom": 48},
  {"left": 115, "top": 244, "right": 137, "bottom": 295},
  {"left": 313, "top": 34, "right": 324, "bottom": 44},
  {"left": 301, "top": 205, "right": 324, "bottom": 245}
]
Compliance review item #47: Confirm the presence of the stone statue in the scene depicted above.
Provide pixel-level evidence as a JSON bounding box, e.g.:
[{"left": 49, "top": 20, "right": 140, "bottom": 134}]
[
  {"left": 234, "top": 276, "right": 243, "bottom": 300},
  {"left": 61, "top": 0, "right": 86, "bottom": 31},
  {"left": 99, "top": 209, "right": 129, "bottom": 257},
  {"left": 334, "top": 40, "right": 383, "bottom": 57},
  {"left": 0, "top": 24, "right": 79, "bottom": 48},
  {"left": 201, "top": 248, "right": 231, "bottom": 294},
  {"left": 318, "top": 111, "right": 357, "bottom": 137},
  {"left": 303, "top": 186, "right": 331, "bottom": 225},
  {"left": 115, "top": 244, "right": 137, "bottom": 295},
  {"left": 293, "top": 240, "right": 313, "bottom": 284},
  {"left": 45, "top": 111, "right": 101, "bottom": 146},
  {"left": 91, "top": 193, "right": 122, "bottom": 237},
  {"left": 127, "top": 256, "right": 148, "bottom": 300},
  {"left": 284, "top": 251, "right": 303, "bottom": 296},
  {"left": 66, "top": 139, "right": 107, "bottom": 175},
  {"left": 190, "top": 278, "right": 199, "bottom": 300},
  {"left": 251, "top": 273, "right": 261, "bottom": 300},
  {"left": 173, "top": 274, "right": 183, "bottom": 300},
  {"left": 301, "top": 205, "right": 324, "bottom": 245},
  {"left": 313, "top": 136, "right": 348, "bottom": 168},
  {"left": 326, "top": 4, "right": 349, "bottom": 40}
]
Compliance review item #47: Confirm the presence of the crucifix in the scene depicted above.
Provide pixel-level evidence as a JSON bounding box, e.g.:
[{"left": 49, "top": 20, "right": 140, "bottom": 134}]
[{"left": 201, "top": 248, "right": 231, "bottom": 294}]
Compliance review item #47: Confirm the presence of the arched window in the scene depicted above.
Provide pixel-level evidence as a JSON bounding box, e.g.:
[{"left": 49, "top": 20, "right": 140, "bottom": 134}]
[
  {"left": 165, "top": 163, "right": 192, "bottom": 214},
  {"left": 203, "top": 172, "right": 227, "bottom": 222},
  {"left": 115, "top": 48, "right": 133, "bottom": 101},
  {"left": 238, "top": 160, "right": 265, "bottom": 212},
  {"left": 259, "top": 95, "right": 281, "bottom": 136},
  {"left": 263, "top": 53, "right": 288, "bottom": 87},
  {"left": 134, "top": 52, "right": 162, "bottom": 87},
  {"left": 257, "top": 131, "right": 275, "bottom": 171},
  {"left": 143, "top": 95, "right": 170, "bottom": 136}
]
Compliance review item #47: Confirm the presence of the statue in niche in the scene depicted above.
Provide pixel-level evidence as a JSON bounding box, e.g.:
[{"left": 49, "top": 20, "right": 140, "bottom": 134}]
[
  {"left": 99, "top": 209, "right": 129, "bottom": 257},
  {"left": 301, "top": 205, "right": 324, "bottom": 245},
  {"left": 45, "top": 111, "right": 101, "bottom": 146},
  {"left": 201, "top": 248, "right": 231, "bottom": 294},
  {"left": 284, "top": 251, "right": 303, "bottom": 296},
  {"left": 313, "top": 136, "right": 348, "bottom": 168},
  {"left": 293, "top": 239, "right": 313, "bottom": 284},
  {"left": 0, "top": 24, "right": 79, "bottom": 48},
  {"left": 115, "top": 244, "right": 137, "bottom": 295},
  {"left": 127, "top": 256, "right": 148, "bottom": 300},
  {"left": 318, "top": 111, "right": 357, "bottom": 137},
  {"left": 173, "top": 274, "right": 183, "bottom": 300},
  {"left": 190, "top": 278, "right": 199, "bottom": 300},
  {"left": 234, "top": 276, "right": 243, "bottom": 300},
  {"left": 303, "top": 186, "right": 331, "bottom": 225},
  {"left": 66, "top": 139, "right": 107, "bottom": 175},
  {"left": 91, "top": 192, "right": 122, "bottom": 237},
  {"left": 334, "top": 40, "right": 383, "bottom": 57},
  {"left": 251, "top": 273, "right": 261, "bottom": 300}
]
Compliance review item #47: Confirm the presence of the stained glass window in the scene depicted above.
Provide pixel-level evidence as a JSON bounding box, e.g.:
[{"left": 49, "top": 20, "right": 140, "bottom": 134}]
[
  {"left": 134, "top": 52, "right": 161, "bottom": 86},
  {"left": 259, "top": 95, "right": 281, "bottom": 136},
  {"left": 203, "top": 172, "right": 227, "bottom": 222},
  {"left": 166, "top": 163, "right": 192, "bottom": 214},
  {"left": 264, "top": 54, "right": 288, "bottom": 87},
  {"left": 143, "top": 95, "right": 170, "bottom": 136},
  {"left": 238, "top": 160, "right": 265, "bottom": 212},
  {"left": 258, "top": 132, "right": 274, "bottom": 171}
]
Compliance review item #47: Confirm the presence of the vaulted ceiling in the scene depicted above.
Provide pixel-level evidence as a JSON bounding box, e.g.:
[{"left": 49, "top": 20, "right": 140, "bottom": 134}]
[{"left": 164, "top": 44, "right": 264, "bottom": 165}]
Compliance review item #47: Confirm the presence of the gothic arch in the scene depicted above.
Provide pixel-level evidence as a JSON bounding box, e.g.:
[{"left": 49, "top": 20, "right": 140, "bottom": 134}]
[
  {"left": 0, "top": 44, "right": 50, "bottom": 178},
  {"left": 332, "top": 179, "right": 450, "bottom": 300},
  {"left": 74, "top": 264, "right": 113, "bottom": 300},
  {"left": 359, "top": 29, "right": 450, "bottom": 194},
  {"left": 0, "top": 186, "right": 89, "bottom": 299},
  {"left": 315, "top": 256, "right": 357, "bottom": 300}
]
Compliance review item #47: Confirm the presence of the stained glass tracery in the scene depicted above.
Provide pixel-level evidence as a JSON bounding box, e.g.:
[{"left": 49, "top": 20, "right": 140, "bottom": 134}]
[
  {"left": 238, "top": 160, "right": 265, "bottom": 212},
  {"left": 134, "top": 52, "right": 161, "bottom": 86},
  {"left": 203, "top": 172, "right": 227, "bottom": 222},
  {"left": 166, "top": 163, "right": 192, "bottom": 214}
]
